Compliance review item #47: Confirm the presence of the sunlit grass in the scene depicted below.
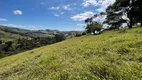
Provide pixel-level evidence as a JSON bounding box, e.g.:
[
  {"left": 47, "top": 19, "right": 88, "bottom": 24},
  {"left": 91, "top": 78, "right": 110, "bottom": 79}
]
[
  {"left": 0, "top": 27, "right": 142, "bottom": 80},
  {"left": 0, "top": 30, "right": 23, "bottom": 42}
]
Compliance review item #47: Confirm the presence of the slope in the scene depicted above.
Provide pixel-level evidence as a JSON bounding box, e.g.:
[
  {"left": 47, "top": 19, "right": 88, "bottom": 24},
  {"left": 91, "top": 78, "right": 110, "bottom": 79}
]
[
  {"left": 0, "top": 27, "right": 23, "bottom": 42},
  {"left": 0, "top": 27, "right": 142, "bottom": 80},
  {"left": 0, "top": 26, "right": 80, "bottom": 58}
]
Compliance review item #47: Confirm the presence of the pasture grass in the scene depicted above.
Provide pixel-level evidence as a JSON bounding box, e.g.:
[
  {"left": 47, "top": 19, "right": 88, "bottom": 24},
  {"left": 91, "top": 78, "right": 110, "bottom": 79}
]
[{"left": 0, "top": 27, "right": 142, "bottom": 80}]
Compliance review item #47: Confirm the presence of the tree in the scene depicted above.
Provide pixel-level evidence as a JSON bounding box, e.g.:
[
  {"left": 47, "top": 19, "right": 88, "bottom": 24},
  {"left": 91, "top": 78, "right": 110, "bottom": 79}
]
[
  {"left": 4, "top": 41, "right": 14, "bottom": 53},
  {"left": 55, "top": 34, "right": 65, "bottom": 42},
  {"left": 131, "top": 0, "right": 142, "bottom": 26},
  {"left": 105, "top": 5, "right": 127, "bottom": 29},
  {"left": 105, "top": 0, "right": 142, "bottom": 29},
  {"left": 0, "top": 40, "right": 2, "bottom": 44},
  {"left": 84, "top": 12, "right": 104, "bottom": 34},
  {"left": 5, "top": 41, "right": 13, "bottom": 46},
  {"left": 82, "top": 32, "right": 86, "bottom": 35},
  {"left": 85, "top": 18, "right": 92, "bottom": 24},
  {"left": 85, "top": 22, "right": 103, "bottom": 34},
  {"left": 84, "top": 14, "right": 99, "bottom": 25},
  {"left": 75, "top": 32, "right": 82, "bottom": 37}
]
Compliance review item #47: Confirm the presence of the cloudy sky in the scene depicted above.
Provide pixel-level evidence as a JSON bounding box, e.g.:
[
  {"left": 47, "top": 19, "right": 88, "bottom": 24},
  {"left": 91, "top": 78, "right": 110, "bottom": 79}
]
[{"left": 0, "top": 0, "right": 115, "bottom": 31}]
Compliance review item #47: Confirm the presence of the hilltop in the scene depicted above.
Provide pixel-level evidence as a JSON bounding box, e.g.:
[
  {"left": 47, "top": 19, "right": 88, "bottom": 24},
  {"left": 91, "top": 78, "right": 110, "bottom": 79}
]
[{"left": 0, "top": 27, "right": 142, "bottom": 80}]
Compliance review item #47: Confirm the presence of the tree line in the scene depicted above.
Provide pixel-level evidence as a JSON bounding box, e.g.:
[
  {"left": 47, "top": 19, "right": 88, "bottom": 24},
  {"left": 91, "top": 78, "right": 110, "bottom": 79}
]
[{"left": 0, "top": 33, "right": 65, "bottom": 58}]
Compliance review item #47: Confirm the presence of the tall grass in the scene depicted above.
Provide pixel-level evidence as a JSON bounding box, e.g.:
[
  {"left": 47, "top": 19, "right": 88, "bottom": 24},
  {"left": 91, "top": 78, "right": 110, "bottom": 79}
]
[{"left": 0, "top": 27, "right": 142, "bottom": 80}]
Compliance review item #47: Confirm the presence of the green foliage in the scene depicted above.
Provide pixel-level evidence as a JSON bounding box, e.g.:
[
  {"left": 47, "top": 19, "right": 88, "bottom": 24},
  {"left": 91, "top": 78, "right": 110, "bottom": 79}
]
[
  {"left": 84, "top": 12, "right": 105, "bottom": 34},
  {"left": 55, "top": 33, "right": 65, "bottom": 42},
  {"left": 0, "top": 26, "right": 80, "bottom": 58},
  {"left": 105, "top": 0, "right": 142, "bottom": 29},
  {"left": 0, "top": 40, "right": 2, "bottom": 44},
  {"left": 5, "top": 41, "right": 13, "bottom": 46},
  {"left": 75, "top": 32, "right": 82, "bottom": 37},
  {"left": 105, "top": 5, "right": 127, "bottom": 29},
  {"left": 86, "top": 22, "right": 103, "bottom": 34},
  {"left": 0, "top": 27, "right": 142, "bottom": 80},
  {"left": 82, "top": 32, "right": 86, "bottom": 35},
  {"left": 0, "top": 36, "right": 64, "bottom": 58}
]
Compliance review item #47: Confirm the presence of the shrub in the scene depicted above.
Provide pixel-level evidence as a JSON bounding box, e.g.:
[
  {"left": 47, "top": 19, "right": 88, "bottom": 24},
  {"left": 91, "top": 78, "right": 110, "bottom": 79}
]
[
  {"left": 75, "top": 33, "right": 82, "bottom": 37},
  {"left": 55, "top": 33, "right": 65, "bottom": 42},
  {"left": 5, "top": 41, "right": 13, "bottom": 46},
  {"left": 82, "top": 32, "right": 86, "bottom": 35},
  {"left": 0, "top": 40, "right": 2, "bottom": 44}
]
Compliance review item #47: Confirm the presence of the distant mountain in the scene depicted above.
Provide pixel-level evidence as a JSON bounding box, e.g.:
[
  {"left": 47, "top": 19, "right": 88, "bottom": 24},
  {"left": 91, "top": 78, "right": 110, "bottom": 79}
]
[{"left": 0, "top": 25, "right": 80, "bottom": 38}]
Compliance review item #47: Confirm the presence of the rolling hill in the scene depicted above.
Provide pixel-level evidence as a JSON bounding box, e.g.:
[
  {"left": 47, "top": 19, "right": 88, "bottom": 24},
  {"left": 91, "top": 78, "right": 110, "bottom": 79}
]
[
  {"left": 0, "top": 25, "right": 80, "bottom": 39},
  {"left": 0, "top": 26, "right": 24, "bottom": 42},
  {"left": 0, "top": 27, "right": 142, "bottom": 80},
  {"left": 0, "top": 25, "right": 80, "bottom": 58}
]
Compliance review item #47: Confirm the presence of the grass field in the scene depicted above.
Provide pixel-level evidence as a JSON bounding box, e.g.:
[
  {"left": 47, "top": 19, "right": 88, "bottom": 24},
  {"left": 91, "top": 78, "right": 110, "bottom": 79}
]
[
  {"left": 0, "top": 27, "right": 142, "bottom": 80},
  {"left": 0, "top": 30, "right": 23, "bottom": 42}
]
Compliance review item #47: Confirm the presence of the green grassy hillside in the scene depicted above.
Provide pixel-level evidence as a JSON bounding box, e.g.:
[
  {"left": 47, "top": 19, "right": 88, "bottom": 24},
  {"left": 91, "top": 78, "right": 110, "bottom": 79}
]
[
  {"left": 0, "top": 29, "right": 23, "bottom": 42},
  {"left": 0, "top": 26, "right": 79, "bottom": 58},
  {"left": 0, "top": 27, "right": 142, "bottom": 80}
]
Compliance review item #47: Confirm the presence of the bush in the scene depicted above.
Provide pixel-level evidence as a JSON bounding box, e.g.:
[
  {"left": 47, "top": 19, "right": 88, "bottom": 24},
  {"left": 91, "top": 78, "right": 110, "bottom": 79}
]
[
  {"left": 55, "top": 33, "right": 65, "bottom": 42},
  {"left": 75, "top": 33, "right": 82, "bottom": 37},
  {"left": 82, "top": 32, "right": 86, "bottom": 35},
  {"left": 0, "top": 40, "right": 2, "bottom": 44},
  {"left": 5, "top": 41, "right": 13, "bottom": 46}
]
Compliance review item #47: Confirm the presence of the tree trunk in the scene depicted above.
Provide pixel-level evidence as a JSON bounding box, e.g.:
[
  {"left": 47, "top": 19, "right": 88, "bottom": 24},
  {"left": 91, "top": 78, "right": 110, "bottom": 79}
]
[
  {"left": 128, "top": 23, "right": 132, "bottom": 28},
  {"left": 128, "top": 20, "right": 133, "bottom": 28},
  {"left": 141, "top": 20, "right": 142, "bottom": 27}
]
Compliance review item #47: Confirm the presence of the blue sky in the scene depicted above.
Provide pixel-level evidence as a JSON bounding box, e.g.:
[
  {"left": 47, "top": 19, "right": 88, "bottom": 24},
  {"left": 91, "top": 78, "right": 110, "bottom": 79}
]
[{"left": 0, "top": 0, "right": 115, "bottom": 31}]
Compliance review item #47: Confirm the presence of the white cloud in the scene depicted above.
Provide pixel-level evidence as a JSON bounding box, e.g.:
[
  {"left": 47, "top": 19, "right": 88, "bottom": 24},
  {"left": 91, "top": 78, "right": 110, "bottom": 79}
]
[
  {"left": 1, "top": 24, "right": 43, "bottom": 30},
  {"left": 82, "top": 0, "right": 116, "bottom": 12},
  {"left": 71, "top": 11, "right": 95, "bottom": 21},
  {"left": 82, "top": 0, "right": 116, "bottom": 23},
  {"left": 49, "top": 4, "right": 73, "bottom": 11},
  {"left": 77, "top": 23, "right": 86, "bottom": 27},
  {"left": 96, "top": 0, "right": 116, "bottom": 12},
  {"left": 100, "top": 0, "right": 115, "bottom": 11},
  {"left": 82, "top": 0, "right": 98, "bottom": 7},
  {"left": 63, "top": 5, "right": 72, "bottom": 10},
  {"left": 61, "top": 12, "right": 64, "bottom": 14},
  {"left": 93, "top": 15, "right": 106, "bottom": 22},
  {"left": 54, "top": 14, "right": 59, "bottom": 17},
  {"left": 53, "top": 12, "right": 64, "bottom": 17},
  {"left": 2, "top": 24, "right": 24, "bottom": 28},
  {"left": 96, "top": 8, "right": 104, "bottom": 12},
  {"left": 49, "top": 7, "right": 60, "bottom": 10},
  {"left": 41, "top": 2, "right": 45, "bottom": 5},
  {"left": 13, "top": 10, "right": 22, "bottom": 15},
  {"left": 0, "top": 18, "right": 8, "bottom": 21}
]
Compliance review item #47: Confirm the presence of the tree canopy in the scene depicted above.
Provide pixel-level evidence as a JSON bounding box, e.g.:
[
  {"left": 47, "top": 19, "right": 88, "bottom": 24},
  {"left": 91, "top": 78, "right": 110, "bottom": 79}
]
[
  {"left": 84, "top": 0, "right": 142, "bottom": 31},
  {"left": 105, "top": 0, "right": 142, "bottom": 29},
  {"left": 84, "top": 13, "right": 104, "bottom": 34}
]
